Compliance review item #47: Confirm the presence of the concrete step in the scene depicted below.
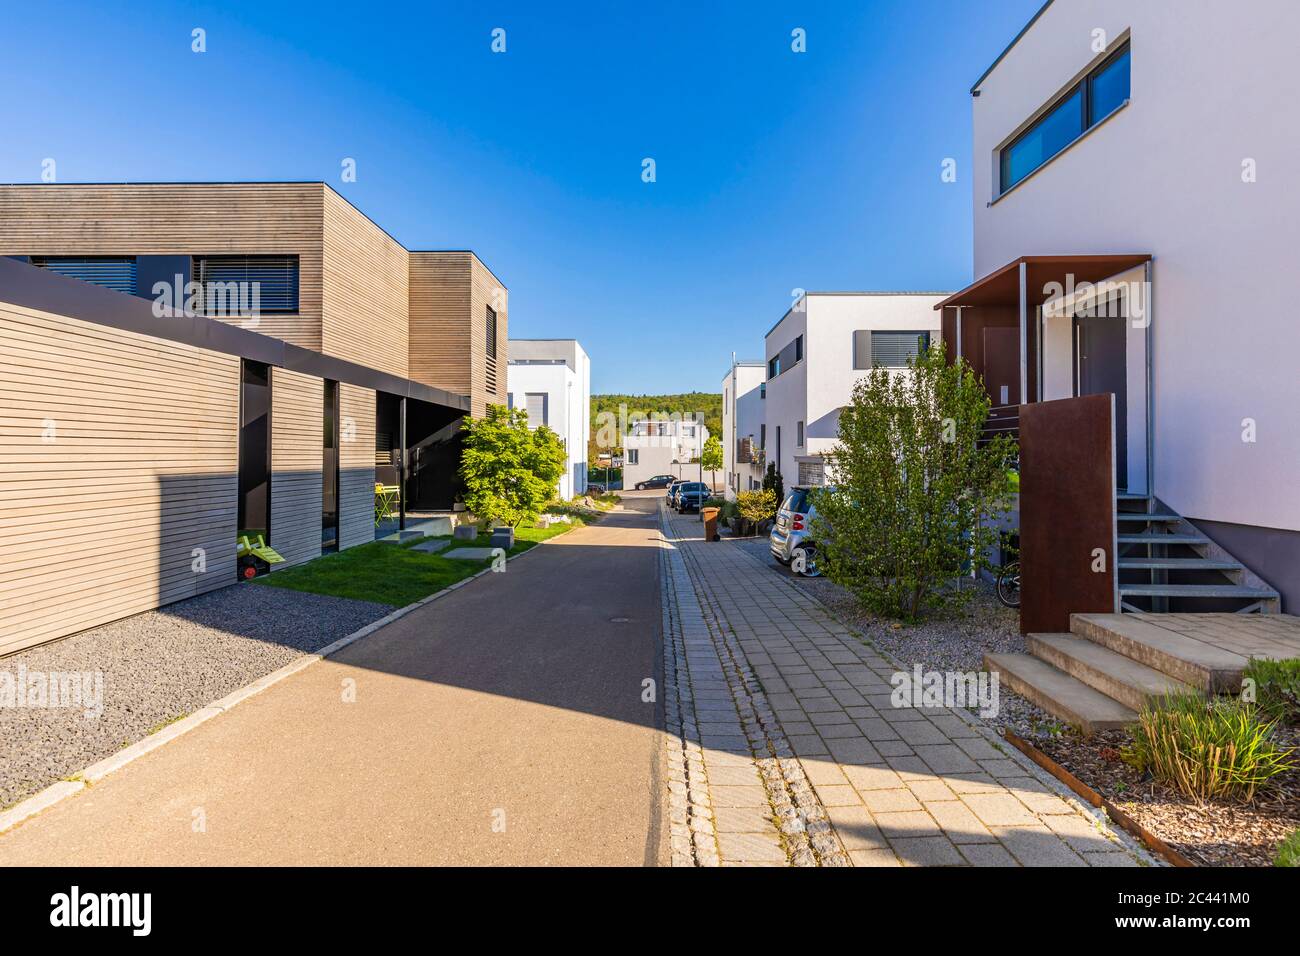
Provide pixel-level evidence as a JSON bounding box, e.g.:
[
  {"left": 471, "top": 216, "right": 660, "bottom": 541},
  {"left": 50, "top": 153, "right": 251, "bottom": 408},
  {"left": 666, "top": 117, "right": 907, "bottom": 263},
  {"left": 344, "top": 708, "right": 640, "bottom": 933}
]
[
  {"left": 1069, "top": 613, "right": 1249, "bottom": 692},
  {"left": 1118, "top": 557, "right": 1241, "bottom": 571},
  {"left": 1116, "top": 493, "right": 1150, "bottom": 501},
  {"left": 1115, "top": 512, "right": 1180, "bottom": 522},
  {"left": 1117, "top": 533, "right": 1209, "bottom": 546},
  {"left": 1027, "top": 633, "right": 1194, "bottom": 712},
  {"left": 1120, "top": 583, "right": 1279, "bottom": 600},
  {"left": 984, "top": 652, "right": 1138, "bottom": 734}
]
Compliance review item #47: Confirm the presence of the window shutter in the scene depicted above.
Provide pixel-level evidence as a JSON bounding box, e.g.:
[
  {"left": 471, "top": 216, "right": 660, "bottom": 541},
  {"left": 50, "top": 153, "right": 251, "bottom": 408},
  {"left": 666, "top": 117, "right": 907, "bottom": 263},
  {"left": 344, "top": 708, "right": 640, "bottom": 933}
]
[
  {"left": 526, "top": 392, "right": 547, "bottom": 427},
  {"left": 30, "top": 256, "right": 137, "bottom": 295},
  {"left": 193, "top": 255, "right": 299, "bottom": 315},
  {"left": 869, "top": 331, "right": 930, "bottom": 367}
]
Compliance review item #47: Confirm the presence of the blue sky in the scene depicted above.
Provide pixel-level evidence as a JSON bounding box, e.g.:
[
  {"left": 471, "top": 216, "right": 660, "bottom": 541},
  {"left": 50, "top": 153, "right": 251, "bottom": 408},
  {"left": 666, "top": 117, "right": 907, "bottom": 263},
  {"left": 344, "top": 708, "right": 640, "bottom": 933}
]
[{"left": 1, "top": 0, "right": 1042, "bottom": 393}]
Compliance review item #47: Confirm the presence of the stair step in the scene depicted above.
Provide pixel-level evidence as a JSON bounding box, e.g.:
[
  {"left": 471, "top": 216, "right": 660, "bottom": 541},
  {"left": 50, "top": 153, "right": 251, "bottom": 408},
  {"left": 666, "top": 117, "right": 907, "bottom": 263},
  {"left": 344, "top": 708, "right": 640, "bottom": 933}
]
[
  {"left": 1116, "top": 493, "right": 1150, "bottom": 501},
  {"left": 1117, "top": 533, "right": 1209, "bottom": 546},
  {"left": 1069, "top": 613, "right": 1250, "bottom": 692},
  {"left": 984, "top": 652, "right": 1137, "bottom": 734},
  {"left": 1118, "top": 557, "right": 1241, "bottom": 571},
  {"left": 1027, "top": 633, "right": 1194, "bottom": 712},
  {"left": 1115, "top": 512, "right": 1180, "bottom": 522},
  {"left": 1119, "top": 583, "right": 1279, "bottom": 600}
]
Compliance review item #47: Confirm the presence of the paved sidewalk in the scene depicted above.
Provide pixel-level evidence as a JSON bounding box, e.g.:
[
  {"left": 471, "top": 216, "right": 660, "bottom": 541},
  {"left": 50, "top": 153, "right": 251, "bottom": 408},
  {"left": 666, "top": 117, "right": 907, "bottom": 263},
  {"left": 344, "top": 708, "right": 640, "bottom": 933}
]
[{"left": 661, "top": 504, "right": 1148, "bottom": 867}]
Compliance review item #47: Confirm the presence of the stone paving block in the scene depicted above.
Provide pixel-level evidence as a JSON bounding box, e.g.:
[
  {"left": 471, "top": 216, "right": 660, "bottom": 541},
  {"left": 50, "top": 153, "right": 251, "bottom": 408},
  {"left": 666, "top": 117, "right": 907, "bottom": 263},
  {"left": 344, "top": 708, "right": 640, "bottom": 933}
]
[
  {"left": 849, "top": 848, "right": 902, "bottom": 867},
  {"left": 883, "top": 754, "right": 931, "bottom": 778},
  {"left": 1042, "top": 810, "right": 1112, "bottom": 853},
  {"left": 826, "top": 737, "right": 882, "bottom": 765},
  {"left": 1000, "top": 777, "right": 1076, "bottom": 816},
  {"left": 991, "top": 825, "right": 1089, "bottom": 867},
  {"left": 892, "top": 720, "right": 951, "bottom": 745},
  {"left": 825, "top": 804, "right": 888, "bottom": 850},
  {"left": 923, "top": 800, "right": 994, "bottom": 844},
  {"left": 953, "top": 737, "right": 1003, "bottom": 761},
  {"left": 819, "top": 723, "right": 865, "bottom": 740},
  {"left": 959, "top": 842, "right": 1019, "bottom": 867},
  {"left": 713, "top": 805, "right": 778, "bottom": 834},
  {"left": 862, "top": 788, "right": 924, "bottom": 814},
  {"left": 978, "top": 758, "right": 1028, "bottom": 779},
  {"left": 930, "top": 715, "right": 981, "bottom": 738},
  {"left": 914, "top": 744, "right": 982, "bottom": 774},
  {"left": 707, "top": 764, "right": 764, "bottom": 787},
  {"left": 858, "top": 718, "right": 903, "bottom": 741},
  {"left": 904, "top": 779, "right": 956, "bottom": 803},
  {"left": 780, "top": 721, "right": 815, "bottom": 736},
  {"left": 808, "top": 709, "right": 855, "bottom": 726},
  {"left": 941, "top": 773, "right": 1002, "bottom": 794},
  {"left": 801, "top": 697, "right": 845, "bottom": 713},
  {"left": 716, "top": 832, "right": 787, "bottom": 863},
  {"left": 789, "top": 734, "right": 830, "bottom": 756},
  {"left": 891, "top": 836, "right": 965, "bottom": 867},
  {"left": 798, "top": 757, "right": 849, "bottom": 786},
  {"left": 813, "top": 784, "right": 863, "bottom": 807},
  {"left": 961, "top": 793, "right": 1041, "bottom": 827},
  {"left": 874, "top": 740, "right": 916, "bottom": 757},
  {"left": 699, "top": 734, "right": 751, "bottom": 753},
  {"left": 1080, "top": 850, "right": 1139, "bottom": 867},
  {"left": 843, "top": 764, "right": 904, "bottom": 792},
  {"left": 709, "top": 785, "right": 770, "bottom": 807}
]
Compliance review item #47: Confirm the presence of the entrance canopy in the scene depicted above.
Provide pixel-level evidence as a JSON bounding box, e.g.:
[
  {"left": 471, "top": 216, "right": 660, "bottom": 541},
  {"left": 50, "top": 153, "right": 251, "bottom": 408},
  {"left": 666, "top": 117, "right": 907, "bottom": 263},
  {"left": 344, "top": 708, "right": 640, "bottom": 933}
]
[{"left": 934, "top": 254, "right": 1152, "bottom": 311}]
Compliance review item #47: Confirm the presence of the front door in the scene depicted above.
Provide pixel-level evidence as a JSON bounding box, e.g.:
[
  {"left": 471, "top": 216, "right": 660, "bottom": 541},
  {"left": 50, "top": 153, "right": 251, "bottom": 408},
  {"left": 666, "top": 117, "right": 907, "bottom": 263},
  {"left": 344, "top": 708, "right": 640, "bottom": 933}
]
[
  {"left": 983, "top": 327, "right": 1020, "bottom": 407},
  {"left": 1074, "top": 310, "right": 1128, "bottom": 488}
]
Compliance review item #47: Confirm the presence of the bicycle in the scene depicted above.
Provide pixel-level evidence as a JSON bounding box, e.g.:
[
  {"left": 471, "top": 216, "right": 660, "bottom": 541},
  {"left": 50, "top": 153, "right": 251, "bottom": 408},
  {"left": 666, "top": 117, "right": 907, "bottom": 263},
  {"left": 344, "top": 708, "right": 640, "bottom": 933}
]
[{"left": 995, "top": 561, "right": 1021, "bottom": 608}]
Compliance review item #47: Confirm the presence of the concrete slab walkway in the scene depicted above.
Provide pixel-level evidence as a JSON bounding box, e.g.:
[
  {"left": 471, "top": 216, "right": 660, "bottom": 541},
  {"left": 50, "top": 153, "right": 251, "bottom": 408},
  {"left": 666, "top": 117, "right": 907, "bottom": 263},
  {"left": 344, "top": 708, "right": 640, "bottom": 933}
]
[
  {"left": 0, "top": 500, "right": 667, "bottom": 866},
  {"left": 660, "top": 504, "right": 1150, "bottom": 867}
]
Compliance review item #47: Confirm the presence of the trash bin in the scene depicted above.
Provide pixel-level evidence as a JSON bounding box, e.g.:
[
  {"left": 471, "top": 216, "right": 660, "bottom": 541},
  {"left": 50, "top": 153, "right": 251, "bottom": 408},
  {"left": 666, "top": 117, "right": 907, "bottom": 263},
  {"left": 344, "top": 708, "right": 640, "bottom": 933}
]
[{"left": 701, "top": 506, "right": 721, "bottom": 542}]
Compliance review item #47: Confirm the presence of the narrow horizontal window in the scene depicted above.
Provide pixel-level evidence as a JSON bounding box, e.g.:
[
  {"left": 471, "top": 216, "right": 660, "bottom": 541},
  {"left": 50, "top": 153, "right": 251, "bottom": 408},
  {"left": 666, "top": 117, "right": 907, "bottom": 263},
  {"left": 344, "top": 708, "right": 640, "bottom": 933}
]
[
  {"left": 870, "top": 331, "right": 930, "bottom": 367},
  {"left": 193, "top": 255, "right": 299, "bottom": 315},
  {"left": 30, "top": 256, "right": 137, "bottom": 295}
]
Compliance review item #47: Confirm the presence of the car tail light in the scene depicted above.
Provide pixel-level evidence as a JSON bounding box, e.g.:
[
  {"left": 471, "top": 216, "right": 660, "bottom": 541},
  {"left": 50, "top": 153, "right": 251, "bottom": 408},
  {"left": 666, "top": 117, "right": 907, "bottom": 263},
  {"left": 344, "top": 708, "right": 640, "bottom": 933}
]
[{"left": 791, "top": 515, "right": 805, "bottom": 531}]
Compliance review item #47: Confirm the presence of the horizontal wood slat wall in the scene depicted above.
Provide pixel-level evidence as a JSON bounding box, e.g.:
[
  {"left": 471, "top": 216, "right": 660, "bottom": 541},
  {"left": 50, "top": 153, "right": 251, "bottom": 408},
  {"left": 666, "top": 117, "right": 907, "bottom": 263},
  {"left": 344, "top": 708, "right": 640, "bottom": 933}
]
[
  {"left": 470, "top": 256, "right": 509, "bottom": 417},
  {"left": 321, "top": 190, "right": 409, "bottom": 379},
  {"left": 338, "top": 383, "right": 376, "bottom": 550},
  {"left": 270, "top": 367, "right": 324, "bottom": 571},
  {"left": 0, "top": 301, "right": 239, "bottom": 656},
  {"left": 0, "top": 183, "right": 326, "bottom": 352}
]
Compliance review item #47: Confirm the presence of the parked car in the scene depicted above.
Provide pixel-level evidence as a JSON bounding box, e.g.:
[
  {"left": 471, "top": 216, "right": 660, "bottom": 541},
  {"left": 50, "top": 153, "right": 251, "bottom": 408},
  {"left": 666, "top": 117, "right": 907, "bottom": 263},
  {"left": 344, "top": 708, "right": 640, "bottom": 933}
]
[
  {"left": 769, "top": 486, "right": 824, "bottom": 577},
  {"left": 635, "top": 474, "right": 676, "bottom": 491},
  {"left": 666, "top": 480, "right": 684, "bottom": 506},
  {"left": 674, "top": 481, "right": 711, "bottom": 513},
  {"left": 586, "top": 482, "right": 606, "bottom": 495}
]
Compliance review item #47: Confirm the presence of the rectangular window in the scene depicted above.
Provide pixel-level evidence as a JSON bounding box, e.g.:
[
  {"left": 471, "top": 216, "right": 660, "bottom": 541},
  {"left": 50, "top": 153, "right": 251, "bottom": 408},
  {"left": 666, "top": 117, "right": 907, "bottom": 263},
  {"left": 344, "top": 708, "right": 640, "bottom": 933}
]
[
  {"left": 627, "top": 448, "right": 639, "bottom": 465},
  {"left": 795, "top": 335, "right": 803, "bottom": 362},
  {"left": 30, "top": 255, "right": 137, "bottom": 295},
  {"left": 999, "top": 41, "right": 1130, "bottom": 193},
  {"left": 796, "top": 421, "right": 804, "bottom": 448},
  {"left": 486, "top": 305, "right": 498, "bottom": 359},
  {"left": 760, "top": 423, "right": 766, "bottom": 450},
  {"left": 525, "top": 392, "right": 548, "bottom": 427},
  {"left": 870, "top": 331, "right": 930, "bottom": 367},
  {"left": 768, "top": 356, "right": 780, "bottom": 379},
  {"left": 193, "top": 255, "right": 299, "bottom": 315},
  {"left": 760, "top": 382, "right": 766, "bottom": 399}
]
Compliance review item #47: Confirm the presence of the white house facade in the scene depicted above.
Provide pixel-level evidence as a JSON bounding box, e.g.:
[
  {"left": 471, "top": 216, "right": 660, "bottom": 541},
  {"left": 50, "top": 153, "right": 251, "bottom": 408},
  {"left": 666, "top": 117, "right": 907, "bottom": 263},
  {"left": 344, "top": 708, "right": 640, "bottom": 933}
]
[
  {"left": 721, "top": 360, "right": 766, "bottom": 500},
  {"left": 623, "top": 417, "right": 708, "bottom": 489},
  {"left": 764, "top": 293, "right": 947, "bottom": 488},
  {"left": 507, "top": 338, "right": 591, "bottom": 500}
]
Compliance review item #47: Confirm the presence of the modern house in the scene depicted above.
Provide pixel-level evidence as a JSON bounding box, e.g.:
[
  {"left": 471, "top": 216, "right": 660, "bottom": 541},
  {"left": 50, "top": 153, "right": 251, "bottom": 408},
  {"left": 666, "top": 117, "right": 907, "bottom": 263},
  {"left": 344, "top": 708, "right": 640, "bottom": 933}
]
[
  {"left": 507, "top": 338, "right": 591, "bottom": 499},
  {"left": 764, "top": 292, "right": 947, "bottom": 487},
  {"left": 720, "top": 359, "right": 766, "bottom": 500},
  {"left": 0, "top": 182, "right": 506, "bottom": 655},
  {"left": 936, "top": 0, "right": 1296, "bottom": 616},
  {"left": 622, "top": 417, "right": 709, "bottom": 489}
]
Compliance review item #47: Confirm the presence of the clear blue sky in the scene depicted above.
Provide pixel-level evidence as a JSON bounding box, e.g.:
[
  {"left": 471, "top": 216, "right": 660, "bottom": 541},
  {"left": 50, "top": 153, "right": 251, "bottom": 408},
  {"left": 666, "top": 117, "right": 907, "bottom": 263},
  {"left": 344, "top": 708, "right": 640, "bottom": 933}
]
[{"left": 2, "top": 0, "right": 1042, "bottom": 394}]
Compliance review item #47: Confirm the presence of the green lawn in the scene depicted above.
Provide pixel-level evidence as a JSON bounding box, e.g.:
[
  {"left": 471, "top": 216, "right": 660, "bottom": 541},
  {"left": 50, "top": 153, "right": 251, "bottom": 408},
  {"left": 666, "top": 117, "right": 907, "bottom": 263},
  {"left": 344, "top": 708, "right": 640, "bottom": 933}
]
[{"left": 254, "top": 519, "right": 584, "bottom": 608}]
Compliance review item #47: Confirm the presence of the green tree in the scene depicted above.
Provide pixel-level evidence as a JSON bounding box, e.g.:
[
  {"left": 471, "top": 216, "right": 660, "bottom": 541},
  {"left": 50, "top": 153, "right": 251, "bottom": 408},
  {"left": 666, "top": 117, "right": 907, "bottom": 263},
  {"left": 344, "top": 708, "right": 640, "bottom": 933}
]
[
  {"left": 459, "top": 405, "right": 567, "bottom": 527},
  {"left": 762, "top": 461, "right": 784, "bottom": 507},
  {"left": 736, "top": 488, "right": 778, "bottom": 534},
  {"left": 810, "top": 342, "right": 1015, "bottom": 622},
  {"left": 701, "top": 434, "right": 723, "bottom": 491}
]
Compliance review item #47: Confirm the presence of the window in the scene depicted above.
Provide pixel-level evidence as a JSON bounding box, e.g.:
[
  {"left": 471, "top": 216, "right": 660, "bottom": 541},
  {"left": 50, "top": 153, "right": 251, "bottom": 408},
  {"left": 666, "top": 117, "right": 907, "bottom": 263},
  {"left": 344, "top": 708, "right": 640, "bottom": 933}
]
[
  {"left": 768, "top": 356, "right": 780, "bottom": 379},
  {"left": 870, "top": 331, "right": 930, "bottom": 367},
  {"left": 796, "top": 421, "right": 804, "bottom": 448},
  {"left": 798, "top": 460, "right": 825, "bottom": 486},
  {"left": 30, "top": 256, "right": 137, "bottom": 295},
  {"left": 193, "top": 255, "right": 299, "bottom": 315},
  {"left": 626, "top": 449, "right": 639, "bottom": 465},
  {"left": 760, "top": 382, "right": 766, "bottom": 399},
  {"left": 760, "top": 424, "right": 766, "bottom": 450},
  {"left": 999, "top": 41, "right": 1130, "bottom": 194},
  {"left": 485, "top": 305, "right": 498, "bottom": 359},
  {"left": 525, "top": 392, "right": 548, "bottom": 427},
  {"left": 794, "top": 335, "right": 803, "bottom": 362},
  {"left": 769, "top": 334, "right": 803, "bottom": 379}
]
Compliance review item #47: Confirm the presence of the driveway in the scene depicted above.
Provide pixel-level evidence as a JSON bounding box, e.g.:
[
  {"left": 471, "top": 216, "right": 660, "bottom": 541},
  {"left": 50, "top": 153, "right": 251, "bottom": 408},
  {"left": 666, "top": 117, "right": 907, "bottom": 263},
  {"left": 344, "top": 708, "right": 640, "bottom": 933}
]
[{"left": 0, "top": 498, "right": 667, "bottom": 866}]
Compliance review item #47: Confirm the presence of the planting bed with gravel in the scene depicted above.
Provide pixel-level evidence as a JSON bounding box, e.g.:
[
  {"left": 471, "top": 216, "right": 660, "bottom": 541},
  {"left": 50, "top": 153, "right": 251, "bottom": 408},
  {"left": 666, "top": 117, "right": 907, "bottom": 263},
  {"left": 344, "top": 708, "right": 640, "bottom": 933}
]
[
  {"left": 0, "top": 584, "right": 393, "bottom": 810},
  {"left": 733, "top": 534, "right": 1300, "bottom": 866}
]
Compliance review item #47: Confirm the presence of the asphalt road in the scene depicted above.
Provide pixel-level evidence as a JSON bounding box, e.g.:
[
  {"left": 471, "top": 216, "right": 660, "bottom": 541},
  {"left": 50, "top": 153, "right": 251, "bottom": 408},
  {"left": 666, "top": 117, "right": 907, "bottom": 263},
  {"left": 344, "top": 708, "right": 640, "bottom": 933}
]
[{"left": 0, "top": 495, "right": 667, "bottom": 866}]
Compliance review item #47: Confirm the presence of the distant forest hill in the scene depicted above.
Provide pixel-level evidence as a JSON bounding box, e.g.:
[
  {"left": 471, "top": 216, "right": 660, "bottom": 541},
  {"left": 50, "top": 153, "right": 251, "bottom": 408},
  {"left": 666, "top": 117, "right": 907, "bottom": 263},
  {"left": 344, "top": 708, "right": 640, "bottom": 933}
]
[{"left": 589, "top": 392, "right": 722, "bottom": 455}]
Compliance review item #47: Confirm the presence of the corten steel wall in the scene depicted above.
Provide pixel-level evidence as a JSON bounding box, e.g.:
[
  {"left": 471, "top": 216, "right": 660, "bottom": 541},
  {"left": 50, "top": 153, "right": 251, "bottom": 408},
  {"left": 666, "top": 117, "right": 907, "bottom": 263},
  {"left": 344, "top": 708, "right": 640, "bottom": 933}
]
[
  {"left": 269, "top": 368, "right": 324, "bottom": 570},
  {"left": 1018, "top": 394, "right": 1119, "bottom": 634},
  {"left": 0, "top": 183, "right": 325, "bottom": 351},
  {"left": 408, "top": 252, "right": 508, "bottom": 418},
  {"left": 0, "top": 299, "right": 239, "bottom": 655},
  {"left": 338, "top": 383, "right": 377, "bottom": 550}
]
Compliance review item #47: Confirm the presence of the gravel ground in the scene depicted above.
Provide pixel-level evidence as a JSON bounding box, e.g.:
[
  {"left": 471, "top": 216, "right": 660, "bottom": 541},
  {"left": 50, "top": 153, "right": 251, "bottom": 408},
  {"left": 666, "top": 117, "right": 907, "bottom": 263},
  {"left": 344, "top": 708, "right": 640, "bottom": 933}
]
[
  {"left": 733, "top": 535, "right": 1058, "bottom": 734},
  {"left": 0, "top": 584, "right": 393, "bottom": 810}
]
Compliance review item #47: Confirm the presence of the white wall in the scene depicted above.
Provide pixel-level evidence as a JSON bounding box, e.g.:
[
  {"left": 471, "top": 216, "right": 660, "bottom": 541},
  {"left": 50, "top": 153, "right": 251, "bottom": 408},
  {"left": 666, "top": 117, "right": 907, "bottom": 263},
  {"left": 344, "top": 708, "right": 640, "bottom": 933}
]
[
  {"left": 972, "top": 0, "right": 1300, "bottom": 534},
  {"left": 624, "top": 420, "right": 709, "bottom": 488},
  {"left": 722, "top": 362, "right": 765, "bottom": 499},
  {"left": 507, "top": 339, "right": 591, "bottom": 499}
]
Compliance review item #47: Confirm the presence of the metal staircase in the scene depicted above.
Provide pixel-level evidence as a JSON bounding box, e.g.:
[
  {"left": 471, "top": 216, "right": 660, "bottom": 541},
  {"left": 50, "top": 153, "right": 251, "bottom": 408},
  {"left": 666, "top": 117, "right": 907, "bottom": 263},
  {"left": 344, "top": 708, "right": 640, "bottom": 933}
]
[{"left": 1115, "top": 493, "right": 1280, "bottom": 613}]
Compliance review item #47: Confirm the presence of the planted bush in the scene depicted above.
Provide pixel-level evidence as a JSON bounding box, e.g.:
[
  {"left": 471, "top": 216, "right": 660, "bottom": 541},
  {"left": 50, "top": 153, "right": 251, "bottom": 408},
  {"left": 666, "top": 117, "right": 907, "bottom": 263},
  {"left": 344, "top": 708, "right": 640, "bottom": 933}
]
[
  {"left": 1275, "top": 828, "right": 1300, "bottom": 867},
  {"left": 1123, "top": 692, "right": 1295, "bottom": 802},
  {"left": 736, "top": 488, "right": 777, "bottom": 535},
  {"left": 1243, "top": 657, "right": 1300, "bottom": 725}
]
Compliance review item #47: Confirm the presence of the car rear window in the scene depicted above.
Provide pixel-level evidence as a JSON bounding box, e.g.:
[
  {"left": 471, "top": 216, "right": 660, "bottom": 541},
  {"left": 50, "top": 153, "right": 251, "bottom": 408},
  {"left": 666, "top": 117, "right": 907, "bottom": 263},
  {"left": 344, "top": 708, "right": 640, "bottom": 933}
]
[{"left": 783, "top": 489, "right": 810, "bottom": 513}]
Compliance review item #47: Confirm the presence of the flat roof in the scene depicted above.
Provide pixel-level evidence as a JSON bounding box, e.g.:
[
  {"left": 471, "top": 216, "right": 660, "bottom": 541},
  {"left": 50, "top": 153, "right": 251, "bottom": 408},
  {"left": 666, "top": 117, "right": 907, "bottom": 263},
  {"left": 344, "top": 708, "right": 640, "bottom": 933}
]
[{"left": 764, "top": 291, "right": 953, "bottom": 339}]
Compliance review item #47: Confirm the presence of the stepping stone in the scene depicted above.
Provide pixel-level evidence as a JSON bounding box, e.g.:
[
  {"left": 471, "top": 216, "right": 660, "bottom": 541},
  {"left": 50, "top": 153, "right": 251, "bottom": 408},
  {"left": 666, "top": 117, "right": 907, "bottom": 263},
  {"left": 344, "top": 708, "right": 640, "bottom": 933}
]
[
  {"left": 410, "top": 539, "right": 450, "bottom": 554},
  {"left": 452, "top": 525, "right": 478, "bottom": 541},
  {"left": 442, "top": 547, "right": 498, "bottom": 561}
]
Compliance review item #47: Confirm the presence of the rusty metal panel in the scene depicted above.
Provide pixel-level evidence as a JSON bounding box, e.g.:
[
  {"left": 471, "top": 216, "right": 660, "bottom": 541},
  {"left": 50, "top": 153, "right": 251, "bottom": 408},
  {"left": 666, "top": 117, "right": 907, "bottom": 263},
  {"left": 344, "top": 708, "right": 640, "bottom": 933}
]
[{"left": 1019, "top": 394, "right": 1118, "bottom": 633}]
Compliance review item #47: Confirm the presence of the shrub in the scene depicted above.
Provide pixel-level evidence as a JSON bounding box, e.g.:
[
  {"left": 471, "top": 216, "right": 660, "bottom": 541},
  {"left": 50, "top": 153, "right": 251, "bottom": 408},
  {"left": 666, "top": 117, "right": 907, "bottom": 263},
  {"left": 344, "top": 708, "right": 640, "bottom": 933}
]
[
  {"left": 1122, "top": 691, "right": 1295, "bottom": 802},
  {"left": 1276, "top": 829, "right": 1300, "bottom": 867},
  {"left": 737, "top": 488, "right": 777, "bottom": 526},
  {"left": 761, "top": 462, "right": 783, "bottom": 507},
  {"left": 810, "top": 342, "right": 1016, "bottom": 621},
  {"left": 460, "top": 405, "right": 567, "bottom": 527},
  {"left": 1243, "top": 657, "right": 1300, "bottom": 725}
]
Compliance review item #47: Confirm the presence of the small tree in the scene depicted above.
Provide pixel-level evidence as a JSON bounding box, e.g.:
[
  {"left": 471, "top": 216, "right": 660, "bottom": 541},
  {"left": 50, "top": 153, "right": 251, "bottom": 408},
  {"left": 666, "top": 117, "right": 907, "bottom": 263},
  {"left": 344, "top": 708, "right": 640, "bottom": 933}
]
[
  {"left": 811, "top": 342, "right": 1015, "bottom": 622},
  {"left": 736, "top": 488, "right": 777, "bottom": 535},
  {"left": 701, "top": 434, "right": 723, "bottom": 491},
  {"left": 762, "top": 461, "right": 784, "bottom": 507},
  {"left": 459, "top": 405, "right": 567, "bottom": 527}
]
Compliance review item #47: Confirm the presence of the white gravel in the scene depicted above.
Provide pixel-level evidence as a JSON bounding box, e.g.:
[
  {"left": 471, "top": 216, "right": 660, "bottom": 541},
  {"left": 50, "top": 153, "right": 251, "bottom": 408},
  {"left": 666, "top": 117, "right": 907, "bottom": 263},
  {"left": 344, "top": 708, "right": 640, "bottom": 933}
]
[
  {"left": 733, "top": 536, "right": 1056, "bottom": 735},
  {"left": 0, "top": 584, "right": 393, "bottom": 809}
]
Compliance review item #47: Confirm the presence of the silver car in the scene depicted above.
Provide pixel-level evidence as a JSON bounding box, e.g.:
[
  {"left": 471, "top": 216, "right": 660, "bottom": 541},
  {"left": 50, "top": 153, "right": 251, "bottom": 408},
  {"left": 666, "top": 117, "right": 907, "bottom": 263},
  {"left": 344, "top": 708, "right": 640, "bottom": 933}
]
[{"left": 769, "top": 486, "right": 823, "bottom": 577}]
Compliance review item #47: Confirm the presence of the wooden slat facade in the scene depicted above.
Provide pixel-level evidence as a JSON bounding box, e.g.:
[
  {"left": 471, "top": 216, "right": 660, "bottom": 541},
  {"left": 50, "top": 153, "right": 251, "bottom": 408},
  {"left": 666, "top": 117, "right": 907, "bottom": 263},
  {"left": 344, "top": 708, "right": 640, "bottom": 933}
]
[
  {"left": 0, "top": 301, "right": 239, "bottom": 655},
  {"left": 338, "top": 383, "right": 377, "bottom": 550},
  {"left": 270, "top": 367, "right": 324, "bottom": 571}
]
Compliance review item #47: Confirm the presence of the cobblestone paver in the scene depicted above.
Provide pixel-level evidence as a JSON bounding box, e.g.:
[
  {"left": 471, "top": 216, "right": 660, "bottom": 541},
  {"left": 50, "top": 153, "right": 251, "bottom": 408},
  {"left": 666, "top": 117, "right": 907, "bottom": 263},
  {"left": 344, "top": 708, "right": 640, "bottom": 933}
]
[{"left": 661, "top": 504, "right": 1152, "bottom": 868}]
